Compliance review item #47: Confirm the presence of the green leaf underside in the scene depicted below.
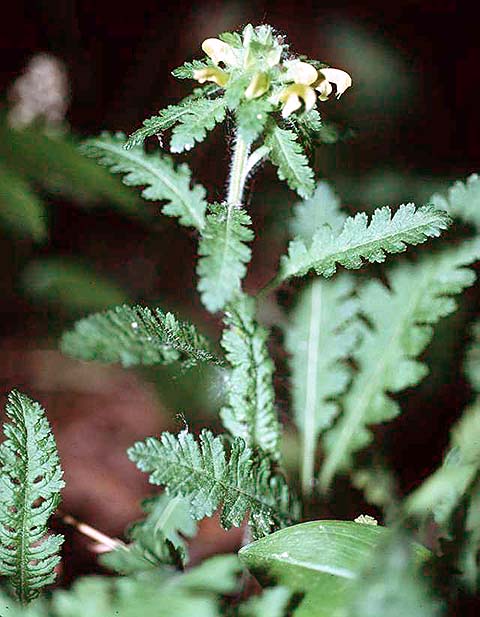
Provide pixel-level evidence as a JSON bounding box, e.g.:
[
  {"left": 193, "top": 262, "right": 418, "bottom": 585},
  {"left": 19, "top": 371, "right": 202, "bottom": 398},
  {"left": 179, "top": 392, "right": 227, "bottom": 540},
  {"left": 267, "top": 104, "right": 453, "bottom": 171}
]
[
  {"left": 431, "top": 173, "right": 480, "bottom": 231},
  {"left": 21, "top": 258, "right": 128, "bottom": 313},
  {"left": 286, "top": 276, "right": 361, "bottom": 490},
  {"left": 0, "top": 162, "right": 47, "bottom": 242},
  {"left": 221, "top": 295, "right": 281, "bottom": 458},
  {"left": 465, "top": 320, "right": 480, "bottom": 393},
  {"left": 320, "top": 238, "right": 480, "bottom": 489},
  {"left": 239, "top": 520, "right": 430, "bottom": 617},
  {"left": 281, "top": 204, "right": 451, "bottom": 280},
  {"left": 197, "top": 203, "right": 254, "bottom": 313},
  {"left": 265, "top": 126, "right": 315, "bottom": 199},
  {"left": 101, "top": 494, "right": 196, "bottom": 574},
  {"left": 0, "top": 391, "right": 64, "bottom": 602},
  {"left": 289, "top": 181, "right": 346, "bottom": 244},
  {"left": 128, "top": 429, "right": 298, "bottom": 539},
  {"left": 51, "top": 554, "right": 240, "bottom": 617},
  {"left": 61, "top": 304, "right": 219, "bottom": 368},
  {"left": 81, "top": 133, "right": 207, "bottom": 229},
  {"left": 170, "top": 97, "right": 227, "bottom": 153}
]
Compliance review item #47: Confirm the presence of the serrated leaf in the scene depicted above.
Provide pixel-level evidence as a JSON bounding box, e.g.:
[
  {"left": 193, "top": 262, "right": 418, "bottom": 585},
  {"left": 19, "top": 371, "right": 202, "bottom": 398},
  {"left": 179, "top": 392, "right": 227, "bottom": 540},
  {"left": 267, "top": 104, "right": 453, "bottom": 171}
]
[
  {"left": 125, "top": 103, "right": 191, "bottom": 149},
  {"left": 170, "top": 97, "right": 227, "bottom": 153},
  {"left": 320, "top": 238, "right": 480, "bottom": 489},
  {"left": 0, "top": 391, "right": 64, "bottom": 603},
  {"left": 289, "top": 181, "right": 346, "bottom": 246},
  {"left": 265, "top": 125, "right": 314, "bottom": 198},
  {"left": 0, "top": 161, "right": 47, "bottom": 241},
  {"left": 100, "top": 494, "right": 196, "bottom": 574},
  {"left": 128, "top": 429, "right": 298, "bottom": 539},
  {"left": 285, "top": 276, "right": 361, "bottom": 493},
  {"left": 236, "top": 99, "right": 273, "bottom": 142},
  {"left": 221, "top": 295, "right": 281, "bottom": 459},
  {"left": 61, "top": 304, "right": 219, "bottom": 368},
  {"left": 239, "top": 587, "right": 293, "bottom": 617},
  {"left": 172, "top": 59, "right": 210, "bottom": 80},
  {"left": 431, "top": 173, "right": 480, "bottom": 230},
  {"left": 281, "top": 204, "right": 451, "bottom": 280},
  {"left": 197, "top": 203, "right": 254, "bottom": 313},
  {"left": 82, "top": 132, "right": 207, "bottom": 229},
  {"left": 239, "top": 520, "right": 430, "bottom": 617}
]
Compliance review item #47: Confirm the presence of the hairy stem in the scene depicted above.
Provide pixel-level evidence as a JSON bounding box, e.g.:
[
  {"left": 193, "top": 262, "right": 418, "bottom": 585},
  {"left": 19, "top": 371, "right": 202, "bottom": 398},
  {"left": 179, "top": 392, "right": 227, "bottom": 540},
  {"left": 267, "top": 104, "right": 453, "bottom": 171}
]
[{"left": 227, "top": 131, "right": 251, "bottom": 207}]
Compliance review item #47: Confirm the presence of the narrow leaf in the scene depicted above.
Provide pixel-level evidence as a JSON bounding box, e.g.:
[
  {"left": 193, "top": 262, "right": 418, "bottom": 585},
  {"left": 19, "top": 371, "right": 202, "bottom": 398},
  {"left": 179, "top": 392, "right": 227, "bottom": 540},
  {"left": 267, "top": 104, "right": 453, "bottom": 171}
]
[
  {"left": 282, "top": 204, "right": 451, "bottom": 280},
  {"left": 82, "top": 133, "right": 207, "bottom": 230},
  {"left": 320, "top": 238, "right": 480, "bottom": 489},
  {"left": 285, "top": 275, "right": 361, "bottom": 493},
  {"left": 197, "top": 203, "right": 254, "bottom": 313},
  {"left": 0, "top": 391, "right": 64, "bottom": 602},
  {"left": 61, "top": 304, "right": 219, "bottom": 368},
  {"left": 221, "top": 295, "right": 281, "bottom": 459},
  {"left": 125, "top": 102, "right": 191, "bottom": 149},
  {"left": 170, "top": 97, "right": 227, "bottom": 153},
  {"left": 265, "top": 126, "right": 315, "bottom": 198}
]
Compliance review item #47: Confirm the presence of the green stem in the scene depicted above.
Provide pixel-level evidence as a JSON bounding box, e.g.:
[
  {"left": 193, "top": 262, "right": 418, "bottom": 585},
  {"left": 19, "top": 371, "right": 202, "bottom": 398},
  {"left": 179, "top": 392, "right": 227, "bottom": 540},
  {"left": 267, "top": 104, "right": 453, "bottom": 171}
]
[
  {"left": 227, "top": 131, "right": 251, "bottom": 207},
  {"left": 257, "top": 272, "right": 284, "bottom": 299}
]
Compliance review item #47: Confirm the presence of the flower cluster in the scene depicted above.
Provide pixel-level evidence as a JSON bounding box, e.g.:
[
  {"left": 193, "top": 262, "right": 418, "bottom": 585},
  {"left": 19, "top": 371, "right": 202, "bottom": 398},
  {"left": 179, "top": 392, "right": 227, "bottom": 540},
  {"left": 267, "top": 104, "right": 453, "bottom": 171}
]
[{"left": 192, "top": 24, "right": 351, "bottom": 119}]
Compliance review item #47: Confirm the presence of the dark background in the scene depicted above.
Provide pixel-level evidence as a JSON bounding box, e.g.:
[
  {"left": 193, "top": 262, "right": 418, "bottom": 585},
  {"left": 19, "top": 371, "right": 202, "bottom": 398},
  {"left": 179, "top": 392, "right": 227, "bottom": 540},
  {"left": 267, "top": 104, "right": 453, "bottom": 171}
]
[{"left": 0, "top": 0, "right": 479, "bottom": 593}]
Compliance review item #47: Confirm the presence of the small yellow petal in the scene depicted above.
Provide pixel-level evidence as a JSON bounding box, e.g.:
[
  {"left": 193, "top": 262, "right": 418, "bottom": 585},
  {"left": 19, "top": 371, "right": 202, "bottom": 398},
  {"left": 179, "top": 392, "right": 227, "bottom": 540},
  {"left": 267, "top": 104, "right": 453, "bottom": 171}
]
[
  {"left": 319, "top": 68, "right": 352, "bottom": 98},
  {"left": 292, "top": 61, "right": 318, "bottom": 86},
  {"left": 193, "top": 67, "right": 229, "bottom": 87},
  {"left": 279, "top": 83, "right": 317, "bottom": 117},
  {"left": 315, "top": 78, "right": 333, "bottom": 101},
  {"left": 281, "top": 93, "right": 302, "bottom": 118},
  {"left": 244, "top": 72, "right": 270, "bottom": 99},
  {"left": 201, "top": 38, "right": 237, "bottom": 66}
]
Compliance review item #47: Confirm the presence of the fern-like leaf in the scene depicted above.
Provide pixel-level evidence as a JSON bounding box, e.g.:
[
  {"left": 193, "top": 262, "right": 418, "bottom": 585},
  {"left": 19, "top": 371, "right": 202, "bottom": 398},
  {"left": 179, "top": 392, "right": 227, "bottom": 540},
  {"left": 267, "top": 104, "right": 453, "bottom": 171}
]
[
  {"left": 466, "top": 320, "right": 480, "bottom": 393},
  {"left": 101, "top": 494, "right": 196, "bottom": 574},
  {"left": 286, "top": 275, "right": 361, "bottom": 493},
  {"left": 220, "top": 295, "right": 281, "bottom": 459},
  {"left": 282, "top": 204, "right": 451, "bottom": 280},
  {"left": 82, "top": 133, "right": 207, "bottom": 230},
  {"left": 0, "top": 391, "right": 64, "bottom": 602},
  {"left": 61, "top": 304, "right": 219, "bottom": 368},
  {"left": 128, "top": 430, "right": 298, "bottom": 539},
  {"left": 170, "top": 97, "right": 227, "bottom": 153},
  {"left": 265, "top": 125, "right": 315, "bottom": 198},
  {"left": 125, "top": 103, "right": 191, "bottom": 149},
  {"left": 320, "top": 238, "right": 480, "bottom": 489},
  {"left": 289, "top": 181, "right": 346, "bottom": 244},
  {"left": 171, "top": 60, "right": 210, "bottom": 80},
  {"left": 197, "top": 203, "right": 254, "bottom": 313},
  {"left": 431, "top": 173, "right": 480, "bottom": 231}
]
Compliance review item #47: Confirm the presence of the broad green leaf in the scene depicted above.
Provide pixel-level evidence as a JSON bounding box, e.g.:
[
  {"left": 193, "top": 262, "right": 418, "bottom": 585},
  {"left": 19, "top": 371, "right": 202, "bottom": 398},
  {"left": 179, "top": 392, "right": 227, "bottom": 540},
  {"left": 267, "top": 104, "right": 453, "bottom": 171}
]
[
  {"left": 81, "top": 133, "right": 207, "bottom": 229},
  {"left": 239, "top": 520, "right": 430, "bottom": 617},
  {"left": 22, "top": 258, "right": 128, "bottom": 313},
  {"left": 281, "top": 204, "right": 450, "bottom": 281},
  {"left": 0, "top": 162, "right": 47, "bottom": 241}
]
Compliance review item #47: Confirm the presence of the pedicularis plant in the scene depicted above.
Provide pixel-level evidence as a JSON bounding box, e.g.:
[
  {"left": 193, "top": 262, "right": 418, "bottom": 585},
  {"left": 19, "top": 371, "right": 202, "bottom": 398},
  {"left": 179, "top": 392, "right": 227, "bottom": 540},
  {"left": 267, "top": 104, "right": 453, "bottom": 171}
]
[{"left": 1, "top": 23, "right": 480, "bottom": 616}]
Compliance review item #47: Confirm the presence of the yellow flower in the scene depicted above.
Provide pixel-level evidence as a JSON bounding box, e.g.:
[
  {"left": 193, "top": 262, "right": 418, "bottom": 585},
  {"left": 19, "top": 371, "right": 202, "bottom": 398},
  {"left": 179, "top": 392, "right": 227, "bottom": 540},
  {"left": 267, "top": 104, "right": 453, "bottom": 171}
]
[
  {"left": 316, "top": 68, "right": 352, "bottom": 101},
  {"left": 193, "top": 67, "right": 229, "bottom": 87},
  {"left": 244, "top": 72, "right": 270, "bottom": 99},
  {"left": 201, "top": 38, "right": 238, "bottom": 67},
  {"left": 278, "top": 61, "right": 352, "bottom": 118}
]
